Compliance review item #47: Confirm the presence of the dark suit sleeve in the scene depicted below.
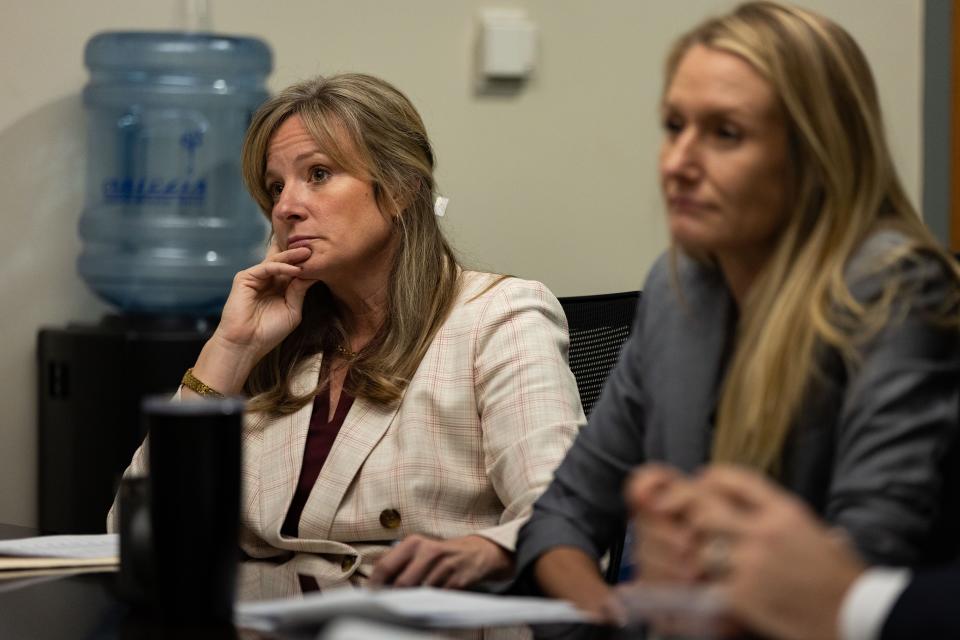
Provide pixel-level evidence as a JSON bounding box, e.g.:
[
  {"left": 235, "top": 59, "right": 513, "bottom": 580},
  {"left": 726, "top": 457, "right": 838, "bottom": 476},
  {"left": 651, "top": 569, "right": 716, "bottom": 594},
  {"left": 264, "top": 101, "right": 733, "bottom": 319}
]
[
  {"left": 826, "top": 252, "right": 960, "bottom": 565},
  {"left": 881, "top": 563, "right": 960, "bottom": 639},
  {"left": 514, "top": 292, "right": 648, "bottom": 587}
]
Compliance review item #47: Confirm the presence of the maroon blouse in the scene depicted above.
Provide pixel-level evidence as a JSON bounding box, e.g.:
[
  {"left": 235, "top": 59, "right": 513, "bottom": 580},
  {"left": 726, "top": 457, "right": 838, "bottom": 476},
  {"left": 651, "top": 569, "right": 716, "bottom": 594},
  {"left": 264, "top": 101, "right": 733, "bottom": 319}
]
[{"left": 280, "top": 383, "right": 355, "bottom": 538}]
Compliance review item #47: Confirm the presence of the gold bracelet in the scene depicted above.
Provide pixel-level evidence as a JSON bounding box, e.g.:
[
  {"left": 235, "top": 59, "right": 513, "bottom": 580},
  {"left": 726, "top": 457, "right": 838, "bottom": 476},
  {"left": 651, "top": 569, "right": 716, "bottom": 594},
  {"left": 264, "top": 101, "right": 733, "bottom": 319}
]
[{"left": 181, "top": 368, "right": 225, "bottom": 398}]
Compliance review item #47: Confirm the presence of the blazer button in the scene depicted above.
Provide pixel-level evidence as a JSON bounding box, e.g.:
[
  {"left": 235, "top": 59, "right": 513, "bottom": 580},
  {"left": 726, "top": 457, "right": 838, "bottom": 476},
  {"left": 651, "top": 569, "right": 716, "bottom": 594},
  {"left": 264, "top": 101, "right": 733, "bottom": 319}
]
[
  {"left": 341, "top": 556, "right": 354, "bottom": 571},
  {"left": 379, "top": 508, "right": 402, "bottom": 529}
]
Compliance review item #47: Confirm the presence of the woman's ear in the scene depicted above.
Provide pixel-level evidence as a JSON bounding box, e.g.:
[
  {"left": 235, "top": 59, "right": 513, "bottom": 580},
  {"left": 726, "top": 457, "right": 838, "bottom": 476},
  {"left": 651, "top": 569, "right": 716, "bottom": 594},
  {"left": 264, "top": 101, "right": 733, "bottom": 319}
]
[
  {"left": 373, "top": 180, "right": 415, "bottom": 222},
  {"left": 395, "top": 179, "right": 421, "bottom": 215},
  {"left": 372, "top": 182, "right": 394, "bottom": 216}
]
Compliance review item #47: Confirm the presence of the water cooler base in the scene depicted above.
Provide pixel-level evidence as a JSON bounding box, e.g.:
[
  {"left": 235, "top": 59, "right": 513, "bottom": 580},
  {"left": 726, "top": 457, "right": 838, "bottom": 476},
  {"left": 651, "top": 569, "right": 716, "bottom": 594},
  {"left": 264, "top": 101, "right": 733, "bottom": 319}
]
[{"left": 37, "top": 315, "right": 214, "bottom": 534}]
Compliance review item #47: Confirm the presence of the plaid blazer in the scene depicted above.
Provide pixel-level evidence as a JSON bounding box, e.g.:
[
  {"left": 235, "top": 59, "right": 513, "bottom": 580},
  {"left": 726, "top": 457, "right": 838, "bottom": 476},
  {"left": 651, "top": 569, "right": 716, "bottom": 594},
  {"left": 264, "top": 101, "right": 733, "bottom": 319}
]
[{"left": 110, "top": 271, "right": 584, "bottom": 579}]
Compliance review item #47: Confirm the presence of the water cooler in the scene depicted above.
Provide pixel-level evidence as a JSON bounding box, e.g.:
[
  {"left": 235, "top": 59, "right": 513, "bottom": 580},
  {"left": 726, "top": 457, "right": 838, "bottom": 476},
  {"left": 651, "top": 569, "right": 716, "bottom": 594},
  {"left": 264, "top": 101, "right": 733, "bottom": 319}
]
[{"left": 37, "top": 32, "right": 272, "bottom": 533}]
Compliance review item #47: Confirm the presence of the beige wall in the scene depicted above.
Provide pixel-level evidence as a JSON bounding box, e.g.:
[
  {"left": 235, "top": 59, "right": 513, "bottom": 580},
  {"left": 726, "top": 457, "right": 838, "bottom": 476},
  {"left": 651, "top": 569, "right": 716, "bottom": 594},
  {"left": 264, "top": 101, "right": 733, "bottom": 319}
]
[{"left": 0, "top": 1, "right": 923, "bottom": 526}]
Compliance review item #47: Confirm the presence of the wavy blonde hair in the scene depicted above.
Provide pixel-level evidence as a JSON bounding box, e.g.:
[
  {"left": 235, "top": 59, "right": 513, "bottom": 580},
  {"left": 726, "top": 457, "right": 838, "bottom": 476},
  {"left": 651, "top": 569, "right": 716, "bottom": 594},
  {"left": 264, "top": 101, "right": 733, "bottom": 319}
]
[
  {"left": 664, "top": 2, "right": 958, "bottom": 472},
  {"left": 240, "top": 74, "right": 460, "bottom": 414}
]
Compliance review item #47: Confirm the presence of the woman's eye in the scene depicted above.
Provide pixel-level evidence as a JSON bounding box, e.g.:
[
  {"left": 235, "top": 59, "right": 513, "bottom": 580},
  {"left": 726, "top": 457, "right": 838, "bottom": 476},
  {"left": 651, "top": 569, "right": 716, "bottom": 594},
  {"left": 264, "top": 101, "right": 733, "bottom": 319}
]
[
  {"left": 267, "top": 182, "right": 283, "bottom": 199},
  {"left": 663, "top": 115, "right": 684, "bottom": 136},
  {"left": 310, "top": 167, "right": 331, "bottom": 182},
  {"left": 716, "top": 124, "right": 742, "bottom": 142}
]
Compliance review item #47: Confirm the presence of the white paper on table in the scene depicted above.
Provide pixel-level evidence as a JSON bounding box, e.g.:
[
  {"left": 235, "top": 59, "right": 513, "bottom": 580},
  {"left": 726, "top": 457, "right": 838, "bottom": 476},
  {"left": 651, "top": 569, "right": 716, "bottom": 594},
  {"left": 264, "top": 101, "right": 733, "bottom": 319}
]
[
  {"left": 0, "top": 534, "right": 119, "bottom": 572},
  {"left": 0, "top": 534, "right": 118, "bottom": 559},
  {"left": 236, "top": 586, "right": 588, "bottom": 630},
  {"left": 319, "top": 617, "right": 447, "bottom": 639},
  {"left": 613, "top": 582, "right": 729, "bottom": 637}
]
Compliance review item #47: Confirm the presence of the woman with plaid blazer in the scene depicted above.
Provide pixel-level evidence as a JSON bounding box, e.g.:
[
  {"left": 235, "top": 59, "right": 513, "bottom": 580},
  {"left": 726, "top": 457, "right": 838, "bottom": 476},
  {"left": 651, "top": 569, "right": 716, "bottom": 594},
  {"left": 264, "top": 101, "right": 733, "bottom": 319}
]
[{"left": 109, "top": 74, "right": 584, "bottom": 590}]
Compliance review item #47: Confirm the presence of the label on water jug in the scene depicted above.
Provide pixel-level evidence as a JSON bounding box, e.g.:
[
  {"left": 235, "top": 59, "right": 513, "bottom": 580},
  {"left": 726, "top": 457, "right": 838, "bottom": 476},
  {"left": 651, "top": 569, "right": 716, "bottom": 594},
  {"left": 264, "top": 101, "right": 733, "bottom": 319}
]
[
  {"left": 102, "top": 178, "right": 207, "bottom": 205},
  {"left": 101, "top": 129, "right": 207, "bottom": 205}
]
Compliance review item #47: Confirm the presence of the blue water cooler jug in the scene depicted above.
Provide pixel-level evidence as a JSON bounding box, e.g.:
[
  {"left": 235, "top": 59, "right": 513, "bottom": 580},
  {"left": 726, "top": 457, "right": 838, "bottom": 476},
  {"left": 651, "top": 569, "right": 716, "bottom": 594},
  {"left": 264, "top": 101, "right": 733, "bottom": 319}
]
[{"left": 78, "top": 32, "right": 272, "bottom": 315}]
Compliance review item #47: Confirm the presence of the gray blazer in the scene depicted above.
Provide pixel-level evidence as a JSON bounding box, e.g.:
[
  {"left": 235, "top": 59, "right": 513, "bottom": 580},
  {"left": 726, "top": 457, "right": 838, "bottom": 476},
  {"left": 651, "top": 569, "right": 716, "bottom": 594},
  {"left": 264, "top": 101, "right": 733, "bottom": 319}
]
[{"left": 518, "top": 231, "right": 960, "bottom": 578}]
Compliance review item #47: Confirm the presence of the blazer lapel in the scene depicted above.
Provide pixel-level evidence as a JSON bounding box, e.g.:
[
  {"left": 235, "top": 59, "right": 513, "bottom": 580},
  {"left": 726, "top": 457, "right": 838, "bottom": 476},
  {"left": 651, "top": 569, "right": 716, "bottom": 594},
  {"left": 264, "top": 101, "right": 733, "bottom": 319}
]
[
  {"left": 644, "top": 258, "right": 735, "bottom": 472},
  {"left": 258, "top": 354, "right": 322, "bottom": 541},
  {"left": 298, "top": 390, "right": 404, "bottom": 539}
]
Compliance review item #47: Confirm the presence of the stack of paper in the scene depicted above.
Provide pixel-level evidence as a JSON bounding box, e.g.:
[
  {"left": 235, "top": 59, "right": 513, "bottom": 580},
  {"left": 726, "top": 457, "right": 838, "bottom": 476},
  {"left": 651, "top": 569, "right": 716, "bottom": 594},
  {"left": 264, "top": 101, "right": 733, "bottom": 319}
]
[
  {"left": 237, "top": 586, "right": 588, "bottom": 631},
  {"left": 0, "top": 534, "right": 119, "bottom": 578}
]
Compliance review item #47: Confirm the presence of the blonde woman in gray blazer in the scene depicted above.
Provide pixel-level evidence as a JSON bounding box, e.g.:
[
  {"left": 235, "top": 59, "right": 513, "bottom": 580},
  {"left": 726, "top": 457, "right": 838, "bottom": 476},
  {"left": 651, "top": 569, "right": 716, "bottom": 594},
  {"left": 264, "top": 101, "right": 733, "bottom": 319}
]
[{"left": 519, "top": 2, "right": 960, "bottom": 616}]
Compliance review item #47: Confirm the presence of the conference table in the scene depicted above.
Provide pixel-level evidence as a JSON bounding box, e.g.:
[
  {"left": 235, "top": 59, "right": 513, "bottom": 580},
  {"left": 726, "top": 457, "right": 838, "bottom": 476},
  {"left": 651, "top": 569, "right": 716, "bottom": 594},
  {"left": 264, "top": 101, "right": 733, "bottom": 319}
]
[{"left": 0, "top": 524, "right": 625, "bottom": 639}]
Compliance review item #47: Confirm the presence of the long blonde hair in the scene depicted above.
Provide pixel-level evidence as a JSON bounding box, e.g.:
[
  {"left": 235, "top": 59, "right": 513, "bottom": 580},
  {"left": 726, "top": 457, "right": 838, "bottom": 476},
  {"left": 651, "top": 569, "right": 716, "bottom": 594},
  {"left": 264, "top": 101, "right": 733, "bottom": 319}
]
[
  {"left": 664, "top": 2, "right": 958, "bottom": 471},
  {"left": 240, "top": 74, "right": 460, "bottom": 414}
]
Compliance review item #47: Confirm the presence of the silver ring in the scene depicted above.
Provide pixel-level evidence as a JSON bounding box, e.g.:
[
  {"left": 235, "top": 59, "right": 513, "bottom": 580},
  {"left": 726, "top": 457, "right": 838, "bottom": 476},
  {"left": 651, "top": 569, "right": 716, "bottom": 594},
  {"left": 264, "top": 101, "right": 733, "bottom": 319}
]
[{"left": 701, "top": 535, "right": 733, "bottom": 578}]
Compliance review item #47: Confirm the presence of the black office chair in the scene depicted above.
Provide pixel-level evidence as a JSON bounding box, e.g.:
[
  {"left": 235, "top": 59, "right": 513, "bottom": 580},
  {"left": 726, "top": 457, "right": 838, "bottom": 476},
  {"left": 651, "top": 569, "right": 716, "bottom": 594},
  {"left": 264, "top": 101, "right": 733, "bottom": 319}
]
[
  {"left": 557, "top": 291, "right": 640, "bottom": 584},
  {"left": 559, "top": 291, "right": 640, "bottom": 416}
]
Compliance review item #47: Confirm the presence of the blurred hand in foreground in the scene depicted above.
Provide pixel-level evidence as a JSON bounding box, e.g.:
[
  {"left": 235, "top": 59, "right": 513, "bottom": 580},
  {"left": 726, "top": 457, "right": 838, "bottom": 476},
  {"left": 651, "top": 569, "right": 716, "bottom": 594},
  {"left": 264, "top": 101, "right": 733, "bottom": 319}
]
[{"left": 625, "top": 463, "right": 866, "bottom": 640}]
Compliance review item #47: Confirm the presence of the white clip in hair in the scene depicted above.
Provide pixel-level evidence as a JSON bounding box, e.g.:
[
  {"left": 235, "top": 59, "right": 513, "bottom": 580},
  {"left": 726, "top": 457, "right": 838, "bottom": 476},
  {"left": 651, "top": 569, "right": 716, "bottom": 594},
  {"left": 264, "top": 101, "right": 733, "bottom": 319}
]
[{"left": 434, "top": 196, "right": 449, "bottom": 217}]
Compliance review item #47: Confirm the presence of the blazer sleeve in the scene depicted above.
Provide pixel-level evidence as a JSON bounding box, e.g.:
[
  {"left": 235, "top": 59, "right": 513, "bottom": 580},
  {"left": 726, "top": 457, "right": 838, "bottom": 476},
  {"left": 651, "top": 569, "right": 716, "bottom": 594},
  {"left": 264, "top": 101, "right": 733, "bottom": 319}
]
[
  {"left": 468, "top": 278, "right": 585, "bottom": 551},
  {"left": 826, "top": 252, "right": 960, "bottom": 565},
  {"left": 105, "top": 435, "right": 150, "bottom": 534},
  {"left": 881, "top": 563, "right": 960, "bottom": 639},
  {"left": 514, "top": 291, "right": 647, "bottom": 583}
]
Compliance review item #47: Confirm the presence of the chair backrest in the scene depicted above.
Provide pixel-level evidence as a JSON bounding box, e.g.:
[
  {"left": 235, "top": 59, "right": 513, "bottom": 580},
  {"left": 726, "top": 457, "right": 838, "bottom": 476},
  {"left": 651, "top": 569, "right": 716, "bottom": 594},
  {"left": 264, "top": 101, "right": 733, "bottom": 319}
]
[
  {"left": 557, "top": 290, "right": 640, "bottom": 584},
  {"left": 558, "top": 291, "right": 641, "bottom": 417}
]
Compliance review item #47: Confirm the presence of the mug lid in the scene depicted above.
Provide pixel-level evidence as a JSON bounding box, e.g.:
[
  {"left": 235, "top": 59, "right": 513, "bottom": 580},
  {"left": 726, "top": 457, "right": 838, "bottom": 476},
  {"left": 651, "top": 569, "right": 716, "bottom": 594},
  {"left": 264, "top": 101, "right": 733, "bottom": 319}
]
[{"left": 141, "top": 394, "right": 246, "bottom": 416}]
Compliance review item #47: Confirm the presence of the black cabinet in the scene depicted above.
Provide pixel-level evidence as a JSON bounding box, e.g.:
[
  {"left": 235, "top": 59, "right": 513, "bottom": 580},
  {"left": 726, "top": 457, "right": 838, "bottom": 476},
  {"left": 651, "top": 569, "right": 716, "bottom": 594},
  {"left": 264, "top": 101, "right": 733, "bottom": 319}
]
[{"left": 37, "top": 316, "right": 213, "bottom": 534}]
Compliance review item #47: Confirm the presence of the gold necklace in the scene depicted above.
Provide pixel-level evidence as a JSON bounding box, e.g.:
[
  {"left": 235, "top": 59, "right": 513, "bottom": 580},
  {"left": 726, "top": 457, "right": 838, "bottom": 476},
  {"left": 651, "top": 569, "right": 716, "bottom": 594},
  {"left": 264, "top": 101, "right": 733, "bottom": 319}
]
[{"left": 336, "top": 344, "right": 359, "bottom": 359}]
